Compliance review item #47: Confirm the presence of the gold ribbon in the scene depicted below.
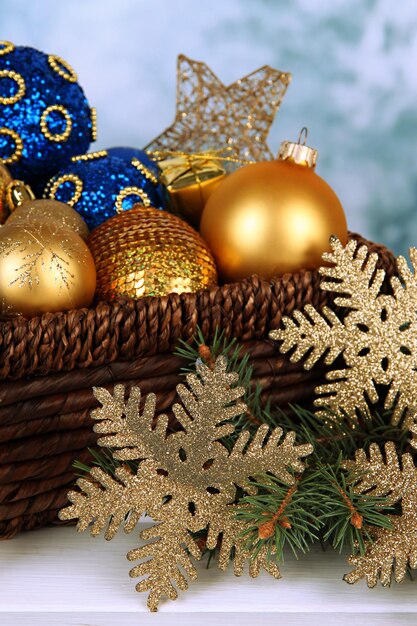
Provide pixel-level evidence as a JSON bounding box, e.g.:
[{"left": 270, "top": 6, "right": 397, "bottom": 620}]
[
  {"left": 147, "top": 147, "right": 254, "bottom": 185},
  {"left": 147, "top": 147, "right": 254, "bottom": 227}
]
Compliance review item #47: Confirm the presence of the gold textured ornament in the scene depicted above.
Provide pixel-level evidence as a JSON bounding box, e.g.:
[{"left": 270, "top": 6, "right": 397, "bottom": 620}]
[
  {"left": 88, "top": 205, "right": 218, "bottom": 299},
  {"left": 146, "top": 54, "right": 291, "bottom": 161},
  {"left": 6, "top": 198, "right": 89, "bottom": 240},
  {"left": 200, "top": 129, "right": 348, "bottom": 282},
  {"left": 0, "top": 162, "right": 12, "bottom": 223},
  {"left": 155, "top": 152, "right": 226, "bottom": 228},
  {"left": 343, "top": 441, "right": 417, "bottom": 588},
  {"left": 152, "top": 148, "right": 253, "bottom": 228},
  {"left": 59, "top": 356, "right": 312, "bottom": 611},
  {"left": 5, "top": 181, "right": 89, "bottom": 240},
  {"left": 0, "top": 166, "right": 90, "bottom": 238},
  {"left": 269, "top": 236, "right": 417, "bottom": 445},
  {"left": 0, "top": 221, "right": 96, "bottom": 318}
]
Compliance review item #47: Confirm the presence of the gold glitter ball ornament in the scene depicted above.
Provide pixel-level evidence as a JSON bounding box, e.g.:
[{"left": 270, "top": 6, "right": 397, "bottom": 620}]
[
  {"left": 200, "top": 129, "right": 348, "bottom": 282},
  {"left": 88, "top": 206, "right": 218, "bottom": 300},
  {"left": 0, "top": 167, "right": 90, "bottom": 239},
  {"left": 6, "top": 196, "right": 90, "bottom": 240},
  {"left": 0, "top": 220, "right": 96, "bottom": 318}
]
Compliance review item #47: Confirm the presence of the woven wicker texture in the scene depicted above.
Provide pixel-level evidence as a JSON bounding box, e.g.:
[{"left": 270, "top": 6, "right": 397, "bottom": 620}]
[{"left": 0, "top": 233, "right": 397, "bottom": 538}]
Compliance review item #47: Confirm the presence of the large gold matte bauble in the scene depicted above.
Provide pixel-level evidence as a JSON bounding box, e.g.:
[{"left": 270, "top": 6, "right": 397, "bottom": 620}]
[
  {"left": 0, "top": 221, "right": 96, "bottom": 318},
  {"left": 6, "top": 198, "right": 90, "bottom": 240},
  {"left": 88, "top": 205, "right": 218, "bottom": 300},
  {"left": 200, "top": 158, "right": 348, "bottom": 282}
]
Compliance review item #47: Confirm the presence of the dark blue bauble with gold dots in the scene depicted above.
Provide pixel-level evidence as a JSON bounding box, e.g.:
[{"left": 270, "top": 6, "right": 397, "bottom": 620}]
[
  {"left": 0, "top": 41, "right": 95, "bottom": 193},
  {"left": 44, "top": 150, "right": 166, "bottom": 230},
  {"left": 107, "top": 145, "right": 165, "bottom": 208},
  {"left": 107, "top": 147, "right": 158, "bottom": 179}
]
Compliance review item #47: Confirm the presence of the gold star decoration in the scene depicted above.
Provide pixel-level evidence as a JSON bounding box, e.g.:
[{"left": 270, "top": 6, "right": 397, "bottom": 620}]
[
  {"left": 59, "top": 356, "right": 312, "bottom": 611},
  {"left": 145, "top": 54, "right": 291, "bottom": 161},
  {"left": 343, "top": 441, "right": 417, "bottom": 587},
  {"left": 269, "top": 237, "right": 417, "bottom": 443}
]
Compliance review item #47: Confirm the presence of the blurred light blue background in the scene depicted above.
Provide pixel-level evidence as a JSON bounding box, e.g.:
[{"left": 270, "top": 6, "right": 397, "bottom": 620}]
[{"left": 1, "top": 0, "right": 416, "bottom": 254}]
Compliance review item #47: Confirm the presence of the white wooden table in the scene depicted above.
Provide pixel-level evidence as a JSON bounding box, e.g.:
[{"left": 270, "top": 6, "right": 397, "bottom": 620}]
[{"left": 1, "top": 525, "right": 416, "bottom": 625}]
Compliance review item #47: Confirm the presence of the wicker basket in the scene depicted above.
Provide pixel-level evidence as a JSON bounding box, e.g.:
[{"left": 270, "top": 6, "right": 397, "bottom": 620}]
[{"left": 0, "top": 233, "right": 396, "bottom": 539}]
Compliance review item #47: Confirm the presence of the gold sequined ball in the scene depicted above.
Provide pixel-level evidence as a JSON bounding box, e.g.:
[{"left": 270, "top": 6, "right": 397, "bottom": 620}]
[{"left": 88, "top": 205, "right": 218, "bottom": 300}]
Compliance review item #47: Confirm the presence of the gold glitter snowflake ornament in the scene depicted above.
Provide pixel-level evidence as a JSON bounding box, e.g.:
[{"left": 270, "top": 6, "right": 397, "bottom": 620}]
[
  {"left": 60, "top": 357, "right": 312, "bottom": 611},
  {"left": 344, "top": 442, "right": 417, "bottom": 586},
  {"left": 270, "top": 237, "right": 417, "bottom": 442},
  {"left": 146, "top": 54, "right": 291, "bottom": 161}
]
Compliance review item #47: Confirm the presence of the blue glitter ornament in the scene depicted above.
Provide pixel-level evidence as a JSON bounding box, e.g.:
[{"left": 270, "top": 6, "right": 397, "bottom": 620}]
[
  {"left": 0, "top": 41, "right": 94, "bottom": 193},
  {"left": 107, "top": 146, "right": 165, "bottom": 206},
  {"left": 107, "top": 147, "right": 158, "bottom": 178},
  {"left": 44, "top": 150, "right": 166, "bottom": 230}
]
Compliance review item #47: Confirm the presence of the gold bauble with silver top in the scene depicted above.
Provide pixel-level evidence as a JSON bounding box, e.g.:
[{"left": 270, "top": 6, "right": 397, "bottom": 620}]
[{"left": 200, "top": 128, "right": 348, "bottom": 282}]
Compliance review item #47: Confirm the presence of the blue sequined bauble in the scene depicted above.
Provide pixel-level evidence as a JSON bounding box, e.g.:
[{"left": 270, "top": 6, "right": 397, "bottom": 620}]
[
  {"left": 107, "top": 146, "right": 165, "bottom": 208},
  {"left": 107, "top": 147, "right": 158, "bottom": 178},
  {"left": 44, "top": 151, "right": 165, "bottom": 230},
  {"left": 0, "top": 41, "right": 94, "bottom": 193}
]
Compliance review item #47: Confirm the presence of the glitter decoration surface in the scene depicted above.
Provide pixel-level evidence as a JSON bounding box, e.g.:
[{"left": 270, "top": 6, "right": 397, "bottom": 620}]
[
  {"left": 59, "top": 356, "right": 312, "bottom": 611},
  {"left": 45, "top": 152, "right": 165, "bottom": 230},
  {"left": 6, "top": 198, "right": 90, "bottom": 241},
  {"left": 107, "top": 146, "right": 160, "bottom": 183},
  {"left": 0, "top": 220, "right": 95, "bottom": 318},
  {"left": 0, "top": 42, "right": 94, "bottom": 192},
  {"left": 270, "top": 237, "right": 417, "bottom": 443},
  {"left": 0, "top": 161, "right": 12, "bottom": 222},
  {"left": 88, "top": 205, "right": 217, "bottom": 299},
  {"left": 0, "top": 127, "right": 23, "bottom": 165},
  {"left": 146, "top": 54, "right": 291, "bottom": 161},
  {"left": 343, "top": 442, "right": 417, "bottom": 587}
]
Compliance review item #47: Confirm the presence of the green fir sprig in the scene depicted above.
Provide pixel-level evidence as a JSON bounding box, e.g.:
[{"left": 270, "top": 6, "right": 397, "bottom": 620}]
[
  {"left": 74, "top": 328, "right": 407, "bottom": 567},
  {"left": 236, "top": 473, "right": 320, "bottom": 560},
  {"left": 308, "top": 457, "right": 394, "bottom": 555}
]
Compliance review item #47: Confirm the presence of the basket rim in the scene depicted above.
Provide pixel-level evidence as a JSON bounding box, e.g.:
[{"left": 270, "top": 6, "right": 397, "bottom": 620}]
[{"left": 0, "top": 232, "right": 395, "bottom": 381}]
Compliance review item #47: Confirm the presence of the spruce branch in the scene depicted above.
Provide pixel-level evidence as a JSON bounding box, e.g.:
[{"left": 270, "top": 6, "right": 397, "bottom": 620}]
[
  {"left": 73, "top": 327, "right": 405, "bottom": 577},
  {"left": 309, "top": 458, "right": 394, "bottom": 555},
  {"left": 235, "top": 473, "right": 320, "bottom": 561}
]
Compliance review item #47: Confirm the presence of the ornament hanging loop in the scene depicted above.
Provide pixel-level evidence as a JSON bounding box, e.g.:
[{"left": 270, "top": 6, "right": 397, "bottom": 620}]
[
  {"left": 278, "top": 127, "right": 317, "bottom": 169},
  {"left": 297, "top": 127, "right": 308, "bottom": 146}
]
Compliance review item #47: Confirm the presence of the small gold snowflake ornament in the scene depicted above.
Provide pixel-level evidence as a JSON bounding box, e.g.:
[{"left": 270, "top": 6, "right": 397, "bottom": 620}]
[
  {"left": 60, "top": 357, "right": 312, "bottom": 611},
  {"left": 270, "top": 237, "right": 417, "bottom": 443}
]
